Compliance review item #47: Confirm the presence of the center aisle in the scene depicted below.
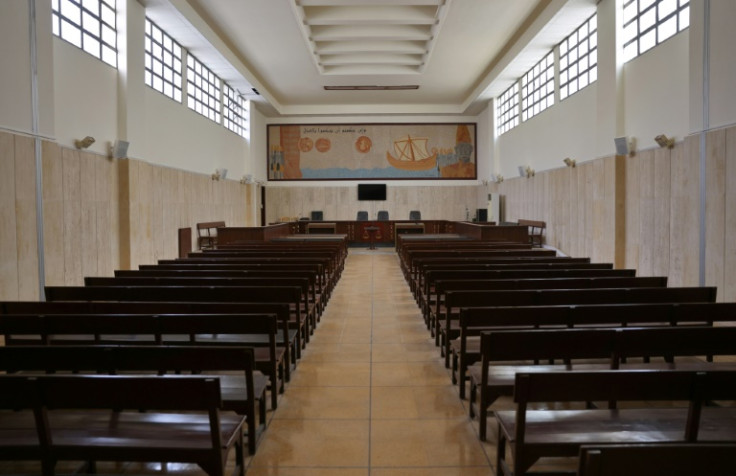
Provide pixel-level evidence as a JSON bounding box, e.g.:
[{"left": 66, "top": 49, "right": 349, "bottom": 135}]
[{"left": 247, "top": 248, "right": 495, "bottom": 475}]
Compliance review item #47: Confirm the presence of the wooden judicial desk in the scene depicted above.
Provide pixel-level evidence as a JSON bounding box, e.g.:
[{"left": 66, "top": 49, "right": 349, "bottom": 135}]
[
  {"left": 295, "top": 220, "right": 448, "bottom": 246},
  {"left": 217, "top": 221, "right": 529, "bottom": 247}
]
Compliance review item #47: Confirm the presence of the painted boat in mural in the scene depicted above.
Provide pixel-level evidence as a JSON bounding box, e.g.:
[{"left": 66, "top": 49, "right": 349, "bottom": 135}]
[{"left": 386, "top": 135, "right": 437, "bottom": 171}]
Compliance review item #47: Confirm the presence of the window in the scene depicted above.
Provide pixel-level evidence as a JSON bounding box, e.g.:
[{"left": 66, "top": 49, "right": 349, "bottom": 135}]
[
  {"left": 145, "top": 19, "right": 182, "bottom": 102},
  {"left": 52, "top": 0, "right": 117, "bottom": 67},
  {"left": 622, "top": 0, "right": 689, "bottom": 62},
  {"left": 560, "top": 14, "right": 598, "bottom": 100},
  {"left": 521, "top": 51, "right": 554, "bottom": 121},
  {"left": 223, "top": 84, "right": 248, "bottom": 138},
  {"left": 496, "top": 82, "right": 519, "bottom": 136},
  {"left": 186, "top": 54, "right": 222, "bottom": 123}
]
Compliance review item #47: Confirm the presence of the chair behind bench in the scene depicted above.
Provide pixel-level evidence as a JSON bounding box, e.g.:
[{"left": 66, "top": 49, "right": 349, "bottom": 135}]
[{"left": 197, "top": 221, "right": 225, "bottom": 250}]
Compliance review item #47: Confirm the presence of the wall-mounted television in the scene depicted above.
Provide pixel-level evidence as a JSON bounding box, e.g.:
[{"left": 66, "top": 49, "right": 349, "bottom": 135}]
[{"left": 357, "top": 183, "right": 386, "bottom": 201}]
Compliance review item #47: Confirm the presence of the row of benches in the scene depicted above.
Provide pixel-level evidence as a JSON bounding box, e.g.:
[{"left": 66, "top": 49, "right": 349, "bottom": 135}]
[
  {"left": 395, "top": 236, "right": 736, "bottom": 475},
  {"left": 0, "top": 236, "right": 348, "bottom": 474}
]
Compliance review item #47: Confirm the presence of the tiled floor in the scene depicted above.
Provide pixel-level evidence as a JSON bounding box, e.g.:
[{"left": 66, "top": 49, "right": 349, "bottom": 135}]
[
  {"left": 247, "top": 249, "right": 496, "bottom": 475},
  {"left": 0, "top": 249, "right": 500, "bottom": 475}
]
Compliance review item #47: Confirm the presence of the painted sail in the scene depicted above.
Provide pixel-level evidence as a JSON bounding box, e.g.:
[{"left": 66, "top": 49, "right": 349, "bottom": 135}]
[{"left": 386, "top": 135, "right": 437, "bottom": 171}]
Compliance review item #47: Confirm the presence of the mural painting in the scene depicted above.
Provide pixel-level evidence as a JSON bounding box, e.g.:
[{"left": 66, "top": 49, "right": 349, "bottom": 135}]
[{"left": 267, "top": 123, "right": 477, "bottom": 180}]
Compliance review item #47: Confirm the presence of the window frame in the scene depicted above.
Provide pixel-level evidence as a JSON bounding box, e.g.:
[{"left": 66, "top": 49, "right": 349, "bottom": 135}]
[
  {"left": 144, "top": 18, "right": 183, "bottom": 103},
  {"left": 497, "top": 82, "right": 520, "bottom": 136},
  {"left": 186, "top": 53, "right": 222, "bottom": 124},
  {"left": 521, "top": 51, "right": 555, "bottom": 122},
  {"left": 52, "top": 0, "right": 118, "bottom": 68},
  {"left": 622, "top": 0, "right": 690, "bottom": 63},
  {"left": 223, "top": 83, "right": 248, "bottom": 138},
  {"left": 559, "top": 13, "right": 598, "bottom": 100}
]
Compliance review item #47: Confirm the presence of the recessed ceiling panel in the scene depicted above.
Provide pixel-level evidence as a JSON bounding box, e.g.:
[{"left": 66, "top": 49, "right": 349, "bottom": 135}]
[{"left": 292, "top": 0, "right": 450, "bottom": 75}]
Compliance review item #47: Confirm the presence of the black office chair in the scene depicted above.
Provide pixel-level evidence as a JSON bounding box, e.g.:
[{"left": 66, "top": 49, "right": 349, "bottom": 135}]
[
  {"left": 409, "top": 210, "right": 421, "bottom": 220},
  {"left": 310, "top": 211, "right": 323, "bottom": 221},
  {"left": 377, "top": 210, "right": 389, "bottom": 221},
  {"left": 356, "top": 211, "right": 369, "bottom": 221}
]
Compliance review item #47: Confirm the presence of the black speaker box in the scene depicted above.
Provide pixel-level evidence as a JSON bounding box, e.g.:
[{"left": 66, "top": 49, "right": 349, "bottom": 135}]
[{"left": 476, "top": 208, "right": 488, "bottom": 222}]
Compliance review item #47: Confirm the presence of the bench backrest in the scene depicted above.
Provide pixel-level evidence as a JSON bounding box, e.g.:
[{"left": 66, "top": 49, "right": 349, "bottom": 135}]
[
  {"left": 446, "top": 287, "right": 717, "bottom": 311},
  {"left": 39, "top": 374, "right": 223, "bottom": 411},
  {"left": 461, "top": 301, "right": 736, "bottom": 329},
  {"left": 513, "top": 369, "right": 736, "bottom": 404},
  {"left": 436, "top": 276, "right": 667, "bottom": 293},
  {"left": 577, "top": 444, "right": 736, "bottom": 476},
  {"left": 44, "top": 285, "right": 302, "bottom": 305},
  {"left": 480, "top": 326, "right": 736, "bottom": 363},
  {"left": 0, "top": 344, "right": 255, "bottom": 374},
  {"left": 0, "top": 313, "right": 277, "bottom": 346}
]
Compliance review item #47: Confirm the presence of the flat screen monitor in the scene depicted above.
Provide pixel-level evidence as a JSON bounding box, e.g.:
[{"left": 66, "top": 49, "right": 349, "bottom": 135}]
[{"left": 357, "top": 183, "right": 386, "bottom": 201}]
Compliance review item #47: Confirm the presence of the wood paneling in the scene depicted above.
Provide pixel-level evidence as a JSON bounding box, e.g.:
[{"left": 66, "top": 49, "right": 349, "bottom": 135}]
[
  {"left": 725, "top": 127, "right": 736, "bottom": 302},
  {"left": 705, "top": 128, "right": 726, "bottom": 300},
  {"left": 668, "top": 136, "right": 700, "bottom": 287},
  {"left": 265, "top": 185, "right": 487, "bottom": 224},
  {"left": 0, "top": 131, "right": 19, "bottom": 300}
]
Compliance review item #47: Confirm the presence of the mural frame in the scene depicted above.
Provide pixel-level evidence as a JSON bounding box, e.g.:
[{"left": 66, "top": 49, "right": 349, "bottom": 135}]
[{"left": 267, "top": 123, "right": 477, "bottom": 181}]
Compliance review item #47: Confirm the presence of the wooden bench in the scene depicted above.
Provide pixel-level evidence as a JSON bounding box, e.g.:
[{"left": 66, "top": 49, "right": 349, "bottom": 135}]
[
  {"left": 84, "top": 276, "right": 320, "bottom": 333},
  {"left": 0, "top": 345, "right": 266, "bottom": 455},
  {"left": 412, "top": 259, "right": 608, "bottom": 296},
  {"left": 0, "top": 311, "right": 281, "bottom": 410},
  {"left": 0, "top": 299, "right": 300, "bottom": 366},
  {"left": 0, "top": 374, "right": 246, "bottom": 476},
  {"left": 472, "top": 324, "right": 736, "bottom": 440},
  {"left": 197, "top": 221, "right": 226, "bottom": 250},
  {"left": 407, "top": 249, "right": 557, "bottom": 289},
  {"left": 460, "top": 301, "right": 736, "bottom": 403},
  {"left": 517, "top": 219, "right": 546, "bottom": 246},
  {"left": 44, "top": 284, "right": 308, "bottom": 369},
  {"left": 577, "top": 443, "right": 736, "bottom": 476},
  {"left": 139, "top": 262, "right": 333, "bottom": 302},
  {"left": 148, "top": 258, "right": 337, "bottom": 299},
  {"left": 438, "top": 286, "right": 717, "bottom": 366},
  {"left": 113, "top": 268, "right": 326, "bottom": 317},
  {"left": 430, "top": 276, "right": 667, "bottom": 340},
  {"left": 3, "top": 310, "right": 285, "bottom": 412},
  {"left": 495, "top": 369, "right": 736, "bottom": 475},
  {"left": 419, "top": 268, "right": 638, "bottom": 323}
]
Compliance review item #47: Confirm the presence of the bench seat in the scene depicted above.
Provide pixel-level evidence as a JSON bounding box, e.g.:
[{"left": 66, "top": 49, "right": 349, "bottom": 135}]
[{"left": 0, "top": 374, "right": 246, "bottom": 476}]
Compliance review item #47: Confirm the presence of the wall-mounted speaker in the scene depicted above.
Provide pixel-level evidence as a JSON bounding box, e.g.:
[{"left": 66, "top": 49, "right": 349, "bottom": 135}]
[
  {"left": 111, "top": 140, "right": 130, "bottom": 159},
  {"left": 614, "top": 137, "right": 628, "bottom": 156}
]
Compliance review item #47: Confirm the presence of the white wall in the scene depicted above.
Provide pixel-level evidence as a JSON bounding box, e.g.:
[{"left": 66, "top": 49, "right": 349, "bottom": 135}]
[
  {"left": 142, "top": 88, "right": 249, "bottom": 177},
  {"left": 707, "top": 0, "right": 736, "bottom": 130},
  {"left": 497, "top": 84, "right": 598, "bottom": 179},
  {"left": 0, "top": 1, "right": 55, "bottom": 138},
  {"left": 496, "top": 1, "right": 693, "bottom": 176},
  {"left": 623, "top": 31, "right": 690, "bottom": 149},
  {"left": 44, "top": 0, "right": 251, "bottom": 179},
  {"left": 52, "top": 40, "right": 118, "bottom": 157}
]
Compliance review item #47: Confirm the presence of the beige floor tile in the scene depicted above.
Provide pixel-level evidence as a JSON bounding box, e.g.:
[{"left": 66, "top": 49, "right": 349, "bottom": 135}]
[
  {"left": 274, "top": 386, "right": 370, "bottom": 419},
  {"left": 251, "top": 419, "right": 369, "bottom": 468},
  {"left": 371, "top": 386, "right": 466, "bottom": 419},
  {"left": 370, "top": 418, "right": 489, "bottom": 467},
  {"left": 370, "top": 468, "right": 494, "bottom": 476},
  {"left": 245, "top": 468, "right": 368, "bottom": 476},
  {"left": 287, "top": 361, "right": 371, "bottom": 387},
  {"left": 301, "top": 342, "right": 371, "bottom": 362},
  {"left": 371, "top": 342, "right": 440, "bottom": 362},
  {"left": 371, "top": 362, "right": 451, "bottom": 386}
]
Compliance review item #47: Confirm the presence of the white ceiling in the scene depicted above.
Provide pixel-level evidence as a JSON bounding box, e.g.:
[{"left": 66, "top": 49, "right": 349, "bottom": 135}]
[{"left": 144, "top": 0, "right": 597, "bottom": 117}]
